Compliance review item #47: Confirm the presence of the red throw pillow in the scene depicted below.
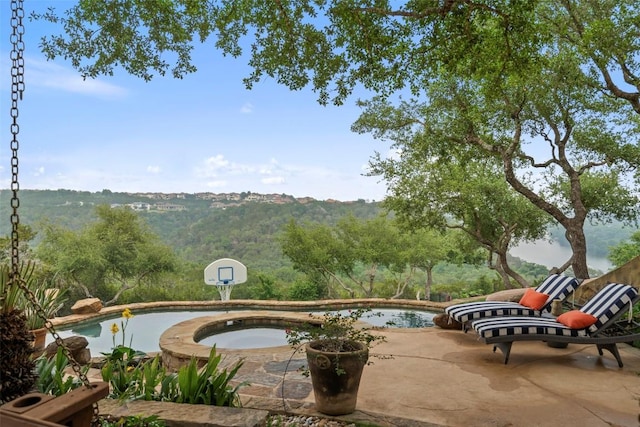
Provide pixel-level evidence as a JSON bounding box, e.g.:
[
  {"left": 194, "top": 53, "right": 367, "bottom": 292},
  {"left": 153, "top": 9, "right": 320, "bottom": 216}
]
[
  {"left": 518, "top": 288, "right": 549, "bottom": 310},
  {"left": 557, "top": 310, "right": 598, "bottom": 329}
]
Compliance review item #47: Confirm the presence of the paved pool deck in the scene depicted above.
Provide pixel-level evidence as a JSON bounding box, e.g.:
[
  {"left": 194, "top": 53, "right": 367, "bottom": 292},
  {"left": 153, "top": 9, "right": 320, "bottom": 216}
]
[
  {"left": 61, "top": 298, "right": 640, "bottom": 426},
  {"left": 225, "top": 327, "right": 640, "bottom": 427}
]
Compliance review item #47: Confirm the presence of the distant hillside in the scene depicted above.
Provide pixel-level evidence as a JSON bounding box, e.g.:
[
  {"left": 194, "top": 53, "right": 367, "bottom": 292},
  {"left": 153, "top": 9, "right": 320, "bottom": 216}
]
[
  {"left": 0, "top": 189, "right": 382, "bottom": 269},
  {"left": 0, "top": 190, "right": 635, "bottom": 271}
]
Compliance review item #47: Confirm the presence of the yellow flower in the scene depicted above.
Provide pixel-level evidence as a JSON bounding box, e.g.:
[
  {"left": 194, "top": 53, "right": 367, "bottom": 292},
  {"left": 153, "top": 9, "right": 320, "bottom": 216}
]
[
  {"left": 122, "top": 308, "right": 133, "bottom": 319},
  {"left": 110, "top": 323, "right": 119, "bottom": 335}
]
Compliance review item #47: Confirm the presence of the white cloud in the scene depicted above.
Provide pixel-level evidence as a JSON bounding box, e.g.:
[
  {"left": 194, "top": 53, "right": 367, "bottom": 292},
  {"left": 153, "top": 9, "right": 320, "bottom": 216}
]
[
  {"left": 195, "top": 155, "right": 253, "bottom": 178},
  {"left": 259, "top": 158, "right": 288, "bottom": 175},
  {"left": 147, "top": 165, "right": 161, "bottom": 174},
  {"left": 240, "top": 103, "right": 254, "bottom": 114},
  {"left": 26, "top": 57, "right": 127, "bottom": 98},
  {"left": 262, "top": 176, "right": 285, "bottom": 184},
  {"left": 206, "top": 180, "right": 227, "bottom": 188},
  {"left": 33, "top": 166, "right": 45, "bottom": 176},
  {"left": 257, "top": 159, "right": 288, "bottom": 185},
  {"left": 204, "top": 155, "right": 230, "bottom": 169}
]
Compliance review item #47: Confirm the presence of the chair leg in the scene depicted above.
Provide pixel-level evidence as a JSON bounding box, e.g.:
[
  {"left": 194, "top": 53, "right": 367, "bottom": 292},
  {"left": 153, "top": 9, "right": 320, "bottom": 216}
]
[
  {"left": 491, "top": 342, "right": 513, "bottom": 364},
  {"left": 596, "top": 343, "right": 624, "bottom": 368}
]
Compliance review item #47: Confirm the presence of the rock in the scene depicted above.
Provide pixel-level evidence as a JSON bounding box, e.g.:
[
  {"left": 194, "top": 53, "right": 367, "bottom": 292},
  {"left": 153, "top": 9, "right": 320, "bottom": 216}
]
[
  {"left": 100, "top": 399, "right": 270, "bottom": 427},
  {"left": 575, "top": 255, "right": 640, "bottom": 304},
  {"left": 433, "top": 313, "right": 463, "bottom": 330},
  {"left": 44, "top": 335, "right": 89, "bottom": 355},
  {"left": 44, "top": 336, "right": 91, "bottom": 364},
  {"left": 573, "top": 280, "right": 600, "bottom": 305},
  {"left": 71, "top": 298, "right": 103, "bottom": 314},
  {"left": 485, "top": 288, "right": 527, "bottom": 303},
  {"left": 67, "top": 348, "right": 92, "bottom": 364}
]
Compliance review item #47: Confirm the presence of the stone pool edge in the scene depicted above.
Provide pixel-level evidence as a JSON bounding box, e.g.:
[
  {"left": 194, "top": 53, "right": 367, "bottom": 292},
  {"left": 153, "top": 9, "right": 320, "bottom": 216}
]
[
  {"left": 49, "top": 298, "right": 450, "bottom": 329},
  {"left": 159, "top": 310, "right": 328, "bottom": 369}
]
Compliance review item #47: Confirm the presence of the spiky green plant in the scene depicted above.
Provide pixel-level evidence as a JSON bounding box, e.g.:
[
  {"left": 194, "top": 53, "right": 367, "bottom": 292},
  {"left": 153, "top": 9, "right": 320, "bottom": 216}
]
[
  {"left": 0, "top": 263, "right": 36, "bottom": 403},
  {"left": 170, "top": 346, "right": 247, "bottom": 407},
  {"left": 34, "top": 347, "right": 86, "bottom": 396}
]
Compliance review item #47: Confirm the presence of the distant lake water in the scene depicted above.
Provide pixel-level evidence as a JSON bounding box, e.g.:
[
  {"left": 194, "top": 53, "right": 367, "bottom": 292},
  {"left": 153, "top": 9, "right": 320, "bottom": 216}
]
[{"left": 510, "top": 240, "right": 613, "bottom": 273}]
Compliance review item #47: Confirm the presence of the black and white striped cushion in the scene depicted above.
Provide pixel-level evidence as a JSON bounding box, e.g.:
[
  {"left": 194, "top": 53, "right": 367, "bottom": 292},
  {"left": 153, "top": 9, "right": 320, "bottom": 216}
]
[
  {"left": 445, "top": 274, "right": 579, "bottom": 323},
  {"left": 534, "top": 275, "right": 580, "bottom": 309},
  {"left": 473, "top": 316, "right": 588, "bottom": 339},
  {"left": 581, "top": 283, "right": 638, "bottom": 333},
  {"left": 445, "top": 301, "right": 539, "bottom": 323}
]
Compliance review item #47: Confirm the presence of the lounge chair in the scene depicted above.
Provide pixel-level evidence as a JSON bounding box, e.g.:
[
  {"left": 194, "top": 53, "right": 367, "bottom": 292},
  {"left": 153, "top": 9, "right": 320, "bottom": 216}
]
[
  {"left": 471, "top": 282, "right": 640, "bottom": 367},
  {"left": 445, "top": 274, "right": 580, "bottom": 331}
]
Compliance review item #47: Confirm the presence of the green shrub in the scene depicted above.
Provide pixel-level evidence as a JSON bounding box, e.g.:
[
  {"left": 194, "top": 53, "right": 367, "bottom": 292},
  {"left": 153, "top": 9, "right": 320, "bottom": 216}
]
[
  {"left": 100, "top": 415, "right": 165, "bottom": 427},
  {"left": 101, "top": 346, "right": 247, "bottom": 406},
  {"left": 286, "top": 279, "right": 326, "bottom": 300},
  {"left": 34, "top": 348, "right": 166, "bottom": 427},
  {"left": 99, "top": 308, "right": 247, "bottom": 405},
  {"left": 167, "top": 346, "right": 247, "bottom": 406},
  {"left": 34, "top": 347, "right": 86, "bottom": 396}
]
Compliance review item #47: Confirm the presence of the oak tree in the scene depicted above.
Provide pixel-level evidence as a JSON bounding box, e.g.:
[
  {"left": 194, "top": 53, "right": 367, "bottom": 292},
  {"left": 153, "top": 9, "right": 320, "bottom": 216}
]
[
  {"left": 34, "top": 1, "right": 640, "bottom": 278},
  {"left": 36, "top": 205, "right": 177, "bottom": 305}
]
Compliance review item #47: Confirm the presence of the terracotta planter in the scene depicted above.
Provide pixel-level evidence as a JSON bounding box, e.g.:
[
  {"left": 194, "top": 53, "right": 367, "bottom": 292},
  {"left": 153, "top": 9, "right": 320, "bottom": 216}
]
[
  {"left": 31, "top": 328, "right": 47, "bottom": 355},
  {"left": 305, "top": 339, "right": 368, "bottom": 415}
]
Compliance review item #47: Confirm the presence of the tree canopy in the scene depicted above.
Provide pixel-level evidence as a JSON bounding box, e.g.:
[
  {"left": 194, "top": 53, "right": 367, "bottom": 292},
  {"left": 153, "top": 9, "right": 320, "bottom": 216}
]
[
  {"left": 280, "top": 214, "right": 476, "bottom": 298},
  {"left": 33, "top": 1, "right": 640, "bottom": 278},
  {"left": 36, "top": 205, "right": 177, "bottom": 305},
  {"left": 373, "top": 154, "right": 550, "bottom": 288},
  {"left": 608, "top": 231, "right": 640, "bottom": 268}
]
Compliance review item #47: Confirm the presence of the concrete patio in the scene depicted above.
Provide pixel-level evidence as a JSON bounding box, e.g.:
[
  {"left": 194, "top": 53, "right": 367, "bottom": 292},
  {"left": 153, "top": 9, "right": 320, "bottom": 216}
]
[
  {"left": 351, "top": 327, "right": 640, "bottom": 426},
  {"left": 58, "top": 286, "right": 640, "bottom": 426},
  {"left": 117, "top": 326, "right": 639, "bottom": 426}
]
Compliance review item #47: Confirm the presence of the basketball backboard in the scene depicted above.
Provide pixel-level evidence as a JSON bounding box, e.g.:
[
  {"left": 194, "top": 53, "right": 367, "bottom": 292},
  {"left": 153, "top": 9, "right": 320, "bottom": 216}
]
[{"left": 204, "top": 258, "right": 247, "bottom": 285}]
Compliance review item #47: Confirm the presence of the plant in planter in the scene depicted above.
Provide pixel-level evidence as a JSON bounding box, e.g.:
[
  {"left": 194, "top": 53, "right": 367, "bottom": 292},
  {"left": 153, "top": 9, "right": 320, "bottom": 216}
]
[
  {"left": 1, "top": 260, "right": 68, "bottom": 403},
  {"left": 3, "top": 262, "right": 67, "bottom": 353},
  {"left": 23, "top": 285, "right": 67, "bottom": 330},
  {"left": 286, "top": 308, "right": 389, "bottom": 415},
  {"left": 23, "top": 282, "right": 67, "bottom": 354}
]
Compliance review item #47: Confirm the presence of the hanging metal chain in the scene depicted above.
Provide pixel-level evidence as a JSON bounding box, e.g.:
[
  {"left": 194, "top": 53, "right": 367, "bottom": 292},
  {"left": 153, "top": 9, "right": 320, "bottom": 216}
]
[
  {"left": 9, "top": 0, "right": 24, "bottom": 278},
  {"left": 9, "top": 1, "right": 100, "bottom": 424}
]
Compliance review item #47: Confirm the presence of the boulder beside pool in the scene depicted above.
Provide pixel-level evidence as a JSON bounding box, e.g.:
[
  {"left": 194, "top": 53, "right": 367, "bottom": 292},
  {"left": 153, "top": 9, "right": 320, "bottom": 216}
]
[
  {"left": 43, "top": 336, "right": 91, "bottom": 364},
  {"left": 71, "top": 298, "right": 103, "bottom": 314},
  {"left": 433, "top": 313, "right": 463, "bottom": 330}
]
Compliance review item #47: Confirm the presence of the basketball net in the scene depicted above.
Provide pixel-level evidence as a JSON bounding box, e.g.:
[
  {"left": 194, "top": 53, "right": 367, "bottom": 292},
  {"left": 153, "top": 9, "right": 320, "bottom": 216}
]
[{"left": 216, "top": 282, "right": 235, "bottom": 301}]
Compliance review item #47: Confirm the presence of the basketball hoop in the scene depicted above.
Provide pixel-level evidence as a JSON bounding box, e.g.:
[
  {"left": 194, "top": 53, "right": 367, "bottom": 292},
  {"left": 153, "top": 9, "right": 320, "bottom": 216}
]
[
  {"left": 204, "top": 258, "right": 247, "bottom": 301},
  {"left": 215, "top": 281, "right": 235, "bottom": 301}
]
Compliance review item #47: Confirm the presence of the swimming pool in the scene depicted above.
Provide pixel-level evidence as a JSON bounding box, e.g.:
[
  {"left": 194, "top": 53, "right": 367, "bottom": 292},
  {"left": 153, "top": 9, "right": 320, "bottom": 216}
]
[{"left": 46, "top": 308, "right": 435, "bottom": 354}]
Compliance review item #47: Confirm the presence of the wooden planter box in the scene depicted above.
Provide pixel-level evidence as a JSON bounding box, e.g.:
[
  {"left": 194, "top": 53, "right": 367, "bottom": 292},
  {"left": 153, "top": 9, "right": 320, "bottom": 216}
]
[{"left": 0, "top": 382, "right": 109, "bottom": 427}]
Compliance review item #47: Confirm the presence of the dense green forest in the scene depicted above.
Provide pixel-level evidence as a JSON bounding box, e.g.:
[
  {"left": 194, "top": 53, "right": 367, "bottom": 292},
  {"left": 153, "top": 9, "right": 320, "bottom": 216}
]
[
  {"left": 0, "top": 190, "right": 636, "bottom": 306},
  {"left": 1, "top": 189, "right": 634, "bottom": 263},
  {"left": 0, "top": 190, "right": 381, "bottom": 269}
]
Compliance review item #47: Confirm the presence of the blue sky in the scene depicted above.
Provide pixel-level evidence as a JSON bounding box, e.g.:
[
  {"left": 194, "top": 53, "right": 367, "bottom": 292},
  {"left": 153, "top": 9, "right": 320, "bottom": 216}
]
[{"left": 0, "top": 1, "right": 391, "bottom": 201}]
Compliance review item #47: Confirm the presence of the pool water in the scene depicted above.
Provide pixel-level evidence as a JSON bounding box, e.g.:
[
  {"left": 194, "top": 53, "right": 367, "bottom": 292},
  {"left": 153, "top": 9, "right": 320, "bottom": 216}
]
[
  {"left": 46, "top": 308, "right": 435, "bottom": 355},
  {"left": 198, "top": 327, "right": 288, "bottom": 348}
]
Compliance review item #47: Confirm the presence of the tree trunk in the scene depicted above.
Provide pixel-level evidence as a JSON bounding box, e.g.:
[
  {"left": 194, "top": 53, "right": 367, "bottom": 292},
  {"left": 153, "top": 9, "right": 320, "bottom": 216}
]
[
  {"left": 502, "top": 146, "right": 591, "bottom": 280},
  {"left": 495, "top": 251, "right": 528, "bottom": 288},
  {"left": 491, "top": 259, "right": 514, "bottom": 289},
  {"left": 565, "top": 222, "right": 589, "bottom": 279},
  {"left": 424, "top": 267, "right": 433, "bottom": 301}
]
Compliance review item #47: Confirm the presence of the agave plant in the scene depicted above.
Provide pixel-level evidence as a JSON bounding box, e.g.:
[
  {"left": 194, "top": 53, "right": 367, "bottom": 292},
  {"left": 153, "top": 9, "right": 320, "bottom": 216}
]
[
  {"left": 22, "top": 282, "right": 67, "bottom": 330},
  {"left": 0, "top": 262, "right": 36, "bottom": 404}
]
